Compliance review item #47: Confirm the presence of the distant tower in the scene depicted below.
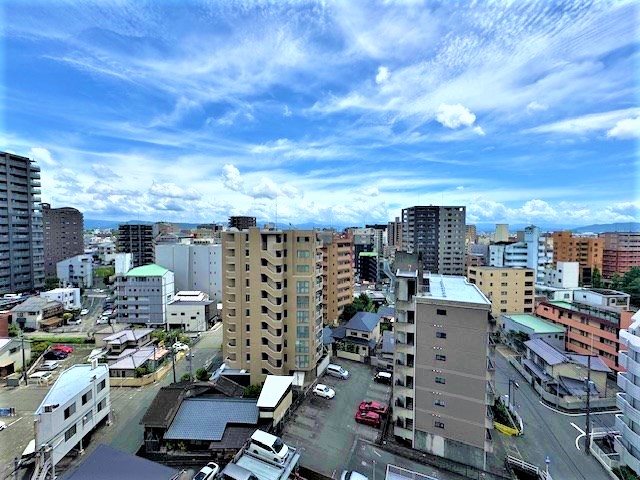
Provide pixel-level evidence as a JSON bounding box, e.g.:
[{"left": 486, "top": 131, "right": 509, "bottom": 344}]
[{"left": 494, "top": 224, "right": 509, "bottom": 242}]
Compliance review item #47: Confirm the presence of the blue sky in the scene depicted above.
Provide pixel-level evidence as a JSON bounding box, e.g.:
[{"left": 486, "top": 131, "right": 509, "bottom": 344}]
[{"left": 1, "top": 0, "right": 638, "bottom": 228}]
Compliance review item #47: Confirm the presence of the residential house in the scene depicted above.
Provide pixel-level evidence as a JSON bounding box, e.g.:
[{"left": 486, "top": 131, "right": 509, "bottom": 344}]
[
  {"left": 11, "top": 297, "right": 64, "bottom": 330},
  {"left": 101, "top": 329, "right": 153, "bottom": 356},
  {"left": 108, "top": 346, "right": 169, "bottom": 379},
  {"left": 0, "top": 337, "right": 31, "bottom": 377},
  {"left": 333, "top": 311, "right": 381, "bottom": 362},
  {"left": 166, "top": 291, "right": 215, "bottom": 332}
]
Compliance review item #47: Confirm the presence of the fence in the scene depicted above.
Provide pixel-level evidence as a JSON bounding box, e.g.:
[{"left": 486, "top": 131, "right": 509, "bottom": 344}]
[{"left": 108, "top": 360, "right": 174, "bottom": 387}]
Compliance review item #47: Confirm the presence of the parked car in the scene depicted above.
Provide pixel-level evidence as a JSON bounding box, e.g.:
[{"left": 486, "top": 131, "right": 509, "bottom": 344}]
[
  {"left": 358, "top": 400, "right": 388, "bottom": 416},
  {"left": 354, "top": 410, "right": 381, "bottom": 428},
  {"left": 29, "top": 371, "right": 53, "bottom": 381},
  {"left": 193, "top": 462, "right": 219, "bottom": 480},
  {"left": 247, "top": 430, "right": 289, "bottom": 464},
  {"left": 172, "top": 342, "right": 190, "bottom": 352},
  {"left": 101, "top": 309, "right": 113, "bottom": 317},
  {"left": 220, "top": 463, "right": 259, "bottom": 480},
  {"left": 374, "top": 371, "right": 392, "bottom": 384},
  {"left": 44, "top": 350, "right": 67, "bottom": 361},
  {"left": 67, "top": 317, "right": 82, "bottom": 325},
  {"left": 326, "top": 363, "right": 349, "bottom": 379},
  {"left": 96, "top": 317, "right": 108, "bottom": 325},
  {"left": 80, "top": 309, "right": 89, "bottom": 315},
  {"left": 38, "top": 360, "right": 59, "bottom": 371},
  {"left": 0, "top": 421, "right": 6, "bottom": 431},
  {"left": 340, "top": 472, "right": 368, "bottom": 480},
  {"left": 52, "top": 345, "right": 74, "bottom": 354},
  {"left": 313, "top": 384, "right": 335, "bottom": 399}
]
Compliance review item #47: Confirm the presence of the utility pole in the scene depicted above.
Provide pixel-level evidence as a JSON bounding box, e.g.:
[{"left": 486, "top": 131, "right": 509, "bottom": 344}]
[
  {"left": 171, "top": 351, "right": 176, "bottom": 383},
  {"left": 585, "top": 353, "right": 592, "bottom": 454},
  {"left": 21, "top": 336, "right": 27, "bottom": 386}
]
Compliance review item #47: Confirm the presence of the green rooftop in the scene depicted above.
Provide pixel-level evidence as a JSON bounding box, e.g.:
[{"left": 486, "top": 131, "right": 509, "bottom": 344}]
[
  {"left": 506, "top": 314, "right": 565, "bottom": 334},
  {"left": 548, "top": 300, "right": 574, "bottom": 310},
  {"left": 125, "top": 264, "right": 170, "bottom": 277},
  {"left": 359, "top": 251, "right": 378, "bottom": 257}
]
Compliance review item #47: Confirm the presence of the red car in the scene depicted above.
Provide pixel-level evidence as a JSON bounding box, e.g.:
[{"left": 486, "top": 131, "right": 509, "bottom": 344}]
[
  {"left": 358, "top": 401, "right": 388, "bottom": 416},
  {"left": 355, "top": 410, "right": 381, "bottom": 428},
  {"left": 52, "top": 345, "right": 74, "bottom": 354}
]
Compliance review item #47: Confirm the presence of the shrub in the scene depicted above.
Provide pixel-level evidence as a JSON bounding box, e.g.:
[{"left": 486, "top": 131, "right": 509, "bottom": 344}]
[
  {"left": 180, "top": 373, "right": 192, "bottom": 382},
  {"left": 243, "top": 384, "right": 262, "bottom": 398},
  {"left": 195, "top": 368, "right": 210, "bottom": 381}
]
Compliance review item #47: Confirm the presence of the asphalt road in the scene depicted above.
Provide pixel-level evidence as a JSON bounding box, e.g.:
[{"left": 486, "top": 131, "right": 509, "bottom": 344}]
[{"left": 495, "top": 348, "right": 615, "bottom": 480}]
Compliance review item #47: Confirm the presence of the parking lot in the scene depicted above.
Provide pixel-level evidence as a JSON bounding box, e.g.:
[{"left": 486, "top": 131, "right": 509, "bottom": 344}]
[{"left": 282, "top": 360, "right": 465, "bottom": 480}]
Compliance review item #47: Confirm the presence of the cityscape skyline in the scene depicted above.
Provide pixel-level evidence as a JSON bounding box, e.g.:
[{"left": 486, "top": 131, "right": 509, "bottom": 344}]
[{"left": 2, "top": 1, "right": 638, "bottom": 226}]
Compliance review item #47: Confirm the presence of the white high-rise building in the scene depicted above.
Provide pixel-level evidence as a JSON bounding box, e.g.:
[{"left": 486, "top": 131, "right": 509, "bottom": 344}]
[
  {"left": 617, "top": 311, "right": 640, "bottom": 475},
  {"left": 494, "top": 224, "right": 509, "bottom": 242},
  {"left": 57, "top": 254, "right": 93, "bottom": 288},
  {"left": 489, "top": 225, "right": 553, "bottom": 282},
  {"left": 155, "top": 240, "right": 222, "bottom": 302}
]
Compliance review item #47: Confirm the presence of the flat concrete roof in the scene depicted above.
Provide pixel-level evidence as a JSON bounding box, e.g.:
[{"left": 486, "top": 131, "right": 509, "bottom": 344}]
[
  {"left": 36, "top": 364, "right": 108, "bottom": 414},
  {"left": 504, "top": 314, "right": 565, "bottom": 334},
  {"left": 421, "top": 275, "right": 490, "bottom": 305}
]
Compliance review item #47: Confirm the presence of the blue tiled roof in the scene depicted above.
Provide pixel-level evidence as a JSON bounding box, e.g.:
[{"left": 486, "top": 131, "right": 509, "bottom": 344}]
[
  {"left": 164, "top": 398, "right": 258, "bottom": 441},
  {"left": 345, "top": 311, "right": 381, "bottom": 333},
  {"left": 377, "top": 306, "right": 395, "bottom": 318},
  {"left": 381, "top": 331, "right": 395, "bottom": 354},
  {"left": 323, "top": 327, "right": 334, "bottom": 345}
]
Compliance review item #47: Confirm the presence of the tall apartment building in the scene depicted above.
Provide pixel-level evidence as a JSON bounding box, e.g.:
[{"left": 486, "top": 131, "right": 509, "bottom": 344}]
[
  {"left": 393, "top": 268, "right": 494, "bottom": 470},
  {"left": 489, "top": 225, "right": 553, "bottom": 282},
  {"left": 0, "top": 151, "right": 45, "bottom": 294},
  {"left": 228, "top": 216, "right": 256, "bottom": 230},
  {"left": 318, "top": 231, "right": 353, "bottom": 326},
  {"left": 466, "top": 224, "right": 477, "bottom": 247},
  {"left": 551, "top": 231, "right": 603, "bottom": 284},
  {"left": 616, "top": 311, "right": 640, "bottom": 475},
  {"left": 536, "top": 289, "right": 634, "bottom": 372},
  {"left": 388, "top": 216, "right": 403, "bottom": 251},
  {"left": 467, "top": 266, "right": 535, "bottom": 315},
  {"left": 494, "top": 224, "right": 509, "bottom": 242},
  {"left": 401, "top": 206, "right": 465, "bottom": 275},
  {"left": 600, "top": 232, "right": 640, "bottom": 279},
  {"left": 117, "top": 224, "right": 154, "bottom": 267},
  {"left": 115, "top": 264, "right": 175, "bottom": 326},
  {"left": 42, "top": 204, "right": 84, "bottom": 277},
  {"left": 222, "top": 227, "right": 324, "bottom": 385},
  {"left": 57, "top": 254, "right": 93, "bottom": 288},
  {"left": 155, "top": 240, "right": 222, "bottom": 302}
]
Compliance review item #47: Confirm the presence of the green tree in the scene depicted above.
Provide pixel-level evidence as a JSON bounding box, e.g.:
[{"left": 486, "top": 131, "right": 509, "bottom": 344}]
[
  {"left": 622, "top": 267, "right": 640, "bottom": 306},
  {"left": 180, "top": 373, "right": 192, "bottom": 382},
  {"left": 591, "top": 267, "right": 602, "bottom": 288},
  {"left": 611, "top": 273, "right": 623, "bottom": 290},
  {"left": 195, "top": 368, "right": 210, "bottom": 381},
  {"left": 135, "top": 365, "right": 149, "bottom": 377},
  {"left": 44, "top": 277, "right": 60, "bottom": 290},
  {"left": 8, "top": 323, "right": 21, "bottom": 338},
  {"left": 63, "top": 312, "right": 74, "bottom": 324},
  {"left": 339, "top": 303, "right": 358, "bottom": 321},
  {"left": 243, "top": 384, "right": 262, "bottom": 398}
]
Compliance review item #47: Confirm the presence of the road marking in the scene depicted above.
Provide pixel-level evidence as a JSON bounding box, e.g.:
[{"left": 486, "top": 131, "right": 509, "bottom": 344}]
[
  {"left": 540, "top": 401, "right": 620, "bottom": 417},
  {"left": 6, "top": 417, "right": 23, "bottom": 428},
  {"left": 373, "top": 449, "right": 381, "bottom": 458}
]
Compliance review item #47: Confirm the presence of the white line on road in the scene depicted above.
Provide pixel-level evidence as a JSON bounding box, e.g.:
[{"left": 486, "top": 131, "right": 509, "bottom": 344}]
[
  {"left": 571, "top": 422, "right": 585, "bottom": 451},
  {"left": 6, "top": 417, "right": 23, "bottom": 428},
  {"left": 540, "top": 401, "right": 620, "bottom": 417},
  {"left": 373, "top": 449, "right": 381, "bottom": 458}
]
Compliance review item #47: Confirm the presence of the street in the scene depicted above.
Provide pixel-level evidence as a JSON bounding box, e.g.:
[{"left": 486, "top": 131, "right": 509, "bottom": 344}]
[{"left": 495, "top": 348, "right": 615, "bottom": 480}]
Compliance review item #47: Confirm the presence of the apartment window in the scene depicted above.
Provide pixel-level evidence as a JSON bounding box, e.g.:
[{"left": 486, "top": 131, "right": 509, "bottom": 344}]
[
  {"left": 245, "top": 339, "right": 250, "bottom": 346},
  {"left": 435, "top": 376, "right": 446, "bottom": 384},
  {"left": 295, "top": 355, "right": 309, "bottom": 368},
  {"left": 246, "top": 354, "right": 250, "bottom": 361},
  {"left": 296, "top": 296, "right": 309, "bottom": 309},
  {"left": 64, "top": 424, "right": 77, "bottom": 441},
  {"left": 245, "top": 294, "right": 250, "bottom": 301},
  {"left": 297, "top": 326, "right": 309, "bottom": 338},
  {"left": 245, "top": 309, "right": 250, "bottom": 316},
  {"left": 245, "top": 264, "right": 250, "bottom": 271},
  {"left": 297, "top": 250, "right": 310, "bottom": 258},
  {"left": 246, "top": 324, "right": 251, "bottom": 332},
  {"left": 245, "top": 279, "right": 250, "bottom": 287},
  {"left": 434, "top": 421, "right": 445, "bottom": 429},
  {"left": 501, "top": 282, "right": 508, "bottom": 287},
  {"left": 436, "top": 332, "right": 447, "bottom": 339},
  {"left": 296, "top": 281, "right": 310, "bottom": 294},
  {"left": 501, "top": 273, "right": 508, "bottom": 277},
  {"left": 296, "top": 310, "right": 309, "bottom": 323},
  {"left": 436, "top": 309, "right": 447, "bottom": 316},
  {"left": 500, "top": 300, "right": 507, "bottom": 304},
  {"left": 434, "top": 399, "right": 445, "bottom": 407},
  {"left": 98, "top": 379, "right": 106, "bottom": 391},
  {"left": 295, "top": 340, "right": 309, "bottom": 353},
  {"left": 296, "top": 264, "right": 310, "bottom": 273},
  {"left": 435, "top": 354, "right": 446, "bottom": 361},
  {"left": 81, "top": 391, "right": 92, "bottom": 406},
  {"left": 64, "top": 403, "right": 76, "bottom": 420}
]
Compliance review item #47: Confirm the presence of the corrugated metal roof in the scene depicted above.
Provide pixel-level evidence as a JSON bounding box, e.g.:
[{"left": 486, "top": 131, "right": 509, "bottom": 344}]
[
  {"left": 164, "top": 398, "right": 258, "bottom": 441},
  {"left": 505, "top": 314, "right": 565, "bottom": 334},
  {"left": 524, "top": 338, "right": 566, "bottom": 365}
]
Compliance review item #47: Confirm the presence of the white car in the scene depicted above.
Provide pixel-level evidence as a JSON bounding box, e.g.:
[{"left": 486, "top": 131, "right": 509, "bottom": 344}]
[
  {"left": 247, "top": 430, "right": 289, "bottom": 464},
  {"left": 38, "top": 360, "right": 59, "bottom": 371},
  {"left": 80, "top": 309, "right": 89, "bottom": 315},
  {"left": 340, "top": 471, "right": 368, "bottom": 480},
  {"left": 0, "top": 421, "right": 6, "bottom": 431},
  {"left": 193, "top": 462, "right": 219, "bottom": 480},
  {"left": 29, "top": 371, "right": 53, "bottom": 380},
  {"left": 172, "top": 342, "right": 190, "bottom": 352},
  {"left": 313, "top": 384, "right": 335, "bottom": 399}
]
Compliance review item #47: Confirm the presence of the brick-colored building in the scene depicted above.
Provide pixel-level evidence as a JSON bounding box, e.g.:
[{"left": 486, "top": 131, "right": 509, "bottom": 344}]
[
  {"left": 600, "top": 232, "right": 640, "bottom": 279},
  {"left": 318, "top": 231, "right": 353, "bottom": 326},
  {"left": 42, "top": 204, "right": 84, "bottom": 277},
  {"left": 535, "top": 297, "right": 634, "bottom": 372},
  {"left": 551, "top": 231, "right": 603, "bottom": 285}
]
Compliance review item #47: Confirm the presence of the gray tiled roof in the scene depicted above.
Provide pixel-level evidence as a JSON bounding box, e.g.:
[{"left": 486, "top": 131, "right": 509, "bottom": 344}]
[
  {"left": 381, "top": 331, "right": 395, "bottom": 354},
  {"left": 525, "top": 338, "right": 566, "bottom": 365},
  {"left": 345, "top": 311, "right": 381, "bottom": 333},
  {"left": 164, "top": 398, "right": 258, "bottom": 441}
]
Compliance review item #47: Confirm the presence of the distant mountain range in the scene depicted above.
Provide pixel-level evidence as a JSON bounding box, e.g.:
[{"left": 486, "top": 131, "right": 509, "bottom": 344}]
[{"left": 85, "top": 218, "right": 640, "bottom": 234}]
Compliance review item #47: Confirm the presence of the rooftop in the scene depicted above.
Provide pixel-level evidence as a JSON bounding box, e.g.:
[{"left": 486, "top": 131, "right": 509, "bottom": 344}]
[
  {"left": 548, "top": 300, "right": 574, "bottom": 310},
  {"left": 11, "top": 296, "right": 61, "bottom": 312},
  {"left": 345, "top": 311, "right": 381, "bottom": 333},
  {"left": 164, "top": 398, "right": 259, "bottom": 441},
  {"left": 504, "top": 314, "right": 565, "bottom": 334},
  {"left": 125, "top": 264, "right": 171, "bottom": 277},
  {"left": 103, "top": 328, "right": 153, "bottom": 344},
  {"left": 36, "top": 364, "right": 108, "bottom": 415},
  {"left": 59, "top": 444, "right": 178, "bottom": 480},
  {"left": 256, "top": 375, "right": 293, "bottom": 409},
  {"left": 422, "top": 275, "right": 491, "bottom": 305},
  {"left": 377, "top": 305, "right": 395, "bottom": 318},
  {"left": 109, "top": 346, "right": 168, "bottom": 370},
  {"left": 525, "top": 338, "right": 611, "bottom": 372}
]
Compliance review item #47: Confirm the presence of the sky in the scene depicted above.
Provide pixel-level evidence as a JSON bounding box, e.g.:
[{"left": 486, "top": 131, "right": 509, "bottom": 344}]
[{"left": 1, "top": 0, "right": 639, "bottom": 229}]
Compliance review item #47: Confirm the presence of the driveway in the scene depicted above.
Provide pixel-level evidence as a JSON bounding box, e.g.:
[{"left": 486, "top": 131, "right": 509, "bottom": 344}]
[{"left": 282, "top": 360, "right": 464, "bottom": 480}]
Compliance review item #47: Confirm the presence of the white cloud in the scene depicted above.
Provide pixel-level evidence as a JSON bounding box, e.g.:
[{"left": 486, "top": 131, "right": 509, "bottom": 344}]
[
  {"left": 91, "top": 163, "right": 120, "bottom": 178},
  {"left": 283, "top": 105, "right": 292, "bottom": 117},
  {"left": 526, "top": 108, "right": 640, "bottom": 136},
  {"left": 526, "top": 101, "right": 549, "bottom": 113},
  {"left": 28, "top": 147, "right": 57, "bottom": 166},
  {"left": 606, "top": 116, "right": 640, "bottom": 140},
  {"left": 375, "top": 66, "right": 390, "bottom": 84},
  {"left": 472, "top": 126, "right": 485, "bottom": 136},
  {"left": 222, "top": 164, "right": 243, "bottom": 192},
  {"left": 436, "top": 104, "right": 476, "bottom": 129},
  {"left": 148, "top": 182, "right": 200, "bottom": 200},
  {"left": 250, "top": 177, "right": 299, "bottom": 200}
]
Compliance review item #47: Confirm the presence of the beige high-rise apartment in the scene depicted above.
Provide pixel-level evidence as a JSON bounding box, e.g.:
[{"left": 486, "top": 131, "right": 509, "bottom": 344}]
[
  {"left": 222, "top": 227, "right": 324, "bottom": 385},
  {"left": 318, "top": 231, "right": 353, "bottom": 326},
  {"left": 393, "top": 267, "right": 494, "bottom": 470},
  {"left": 494, "top": 224, "right": 509, "bottom": 242},
  {"left": 467, "top": 266, "right": 535, "bottom": 315}
]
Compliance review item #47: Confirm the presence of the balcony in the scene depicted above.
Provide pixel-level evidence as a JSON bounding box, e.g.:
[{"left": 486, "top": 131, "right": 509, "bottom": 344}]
[
  {"left": 262, "top": 249, "right": 284, "bottom": 267},
  {"left": 617, "top": 393, "right": 640, "bottom": 426}
]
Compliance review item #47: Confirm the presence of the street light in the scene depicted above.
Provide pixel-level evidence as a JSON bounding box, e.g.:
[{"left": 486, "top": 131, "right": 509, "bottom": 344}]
[{"left": 508, "top": 379, "right": 519, "bottom": 410}]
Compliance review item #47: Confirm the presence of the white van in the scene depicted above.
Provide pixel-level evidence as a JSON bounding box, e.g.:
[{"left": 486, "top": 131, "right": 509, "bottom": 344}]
[
  {"left": 247, "top": 430, "right": 289, "bottom": 464},
  {"left": 326, "top": 363, "right": 349, "bottom": 379}
]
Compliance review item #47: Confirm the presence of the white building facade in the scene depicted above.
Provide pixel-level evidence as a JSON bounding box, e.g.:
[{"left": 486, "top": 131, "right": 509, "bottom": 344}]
[
  {"left": 541, "top": 261, "right": 580, "bottom": 289},
  {"left": 35, "top": 363, "right": 110, "bottom": 466},
  {"left": 154, "top": 241, "right": 222, "bottom": 302},
  {"left": 115, "top": 264, "right": 175, "bottom": 326},
  {"left": 617, "top": 311, "right": 640, "bottom": 475},
  {"left": 166, "top": 291, "right": 215, "bottom": 331},
  {"left": 57, "top": 255, "right": 93, "bottom": 288},
  {"left": 489, "top": 225, "right": 553, "bottom": 282},
  {"left": 40, "top": 288, "right": 81, "bottom": 310}
]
